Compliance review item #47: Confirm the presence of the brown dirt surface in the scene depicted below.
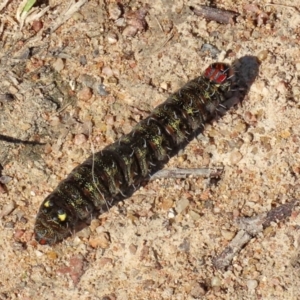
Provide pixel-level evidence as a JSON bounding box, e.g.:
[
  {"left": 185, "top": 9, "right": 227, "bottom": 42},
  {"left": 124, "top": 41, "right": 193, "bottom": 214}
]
[{"left": 1, "top": 0, "right": 300, "bottom": 299}]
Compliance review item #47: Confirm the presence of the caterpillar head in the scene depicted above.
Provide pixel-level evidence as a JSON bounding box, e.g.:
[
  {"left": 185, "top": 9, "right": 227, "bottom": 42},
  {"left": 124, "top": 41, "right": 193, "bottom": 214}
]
[
  {"left": 204, "top": 63, "right": 234, "bottom": 84},
  {"left": 34, "top": 194, "right": 77, "bottom": 245}
]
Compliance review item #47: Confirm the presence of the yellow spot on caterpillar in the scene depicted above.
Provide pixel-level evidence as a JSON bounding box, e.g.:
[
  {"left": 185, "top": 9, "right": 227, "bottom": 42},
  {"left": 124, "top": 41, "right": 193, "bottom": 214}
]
[
  {"left": 58, "top": 212, "right": 67, "bottom": 222},
  {"left": 44, "top": 200, "right": 50, "bottom": 208}
]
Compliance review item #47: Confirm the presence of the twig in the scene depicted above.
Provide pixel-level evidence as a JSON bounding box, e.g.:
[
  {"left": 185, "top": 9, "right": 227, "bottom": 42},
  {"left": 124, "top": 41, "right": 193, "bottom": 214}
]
[
  {"left": 213, "top": 200, "right": 299, "bottom": 270},
  {"left": 153, "top": 15, "right": 164, "bottom": 32},
  {"left": 150, "top": 168, "right": 223, "bottom": 180},
  {"left": 190, "top": 5, "right": 239, "bottom": 24},
  {"left": 48, "top": 0, "right": 88, "bottom": 33},
  {"left": 0, "top": 134, "right": 45, "bottom": 145}
]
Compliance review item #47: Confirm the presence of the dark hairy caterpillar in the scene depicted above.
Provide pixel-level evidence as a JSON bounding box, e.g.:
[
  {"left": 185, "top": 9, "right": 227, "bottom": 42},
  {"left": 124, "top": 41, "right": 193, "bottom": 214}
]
[{"left": 35, "top": 62, "right": 241, "bottom": 245}]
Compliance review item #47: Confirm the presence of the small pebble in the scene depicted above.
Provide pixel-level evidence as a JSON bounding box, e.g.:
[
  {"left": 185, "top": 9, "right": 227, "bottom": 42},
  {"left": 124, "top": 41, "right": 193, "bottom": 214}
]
[
  {"left": 107, "top": 32, "right": 118, "bottom": 44},
  {"left": 122, "top": 25, "right": 138, "bottom": 37},
  {"left": 72, "top": 12, "right": 84, "bottom": 21},
  {"left": 14, "top": 229, "right": 25, "bottom": 240},
  {"left": 257, "top": 49, "right": 268, "bottom": 62},
  {"left": 129, "top": 244, "right": 137, "bottom": 255},
  {"left": 108, "top": 3, "right": 122, "bottom": 20},
  {"left": 89, "top": 232, "right": 110, "bottom": 248},
  {"left": 200, "top": 43, "right": 220, "bottom": 58},
  {"left": 229, "top": 151, "right": 243, "bottom": 165},
  {"left": 247, "top": 279, "right": 258, "bottom": 290},
  {"left": 0, "top": 201, "right": 16, "bottom": 218},
  {"left": 279, "top": 130, "right": 291, "bottom": 139},
  {"left": 102, "top": 66, "right": 114, "bottom": 77},
  {"left": 0, "top": 175, "right": 12, "bottom": 184},
  {"left": 96, "top": 83, "right": 108, "bottom": 96},
  {"left": 32, "top": 20, "right": 43, "bottom": 32},
  {"left": 0, "top": 93, "right": 14, "bottom": 102},
  {"left": 99, "top": 257, "right": 113, "bottom": 268},
  {"left": 211, "top": 276, "right": 221, "bottom": 287},
  {"left": 52, "top": 58, "right": 64, "bottom": 72},
  {"left": 49, "top": 116, "right": 61, "bottom": 126},
  {"left": 47, "top": 251, "right": 58, "bottom": 260},
  {"left": 221, "top": 229, "right": 235, "bottom": 241},
  {"left": 79, "top": 55, "right": 87, "bottom": 66},
  {"left": 160, "top": 82, "right": 169, "bottom": 90},
  {"left": 189, "top": 210, "right": 201, "bottom": 221},
  {"left": 74, "top": 133, "right": 88, "bottom": 145},
  {"left": 161, "top": 198, "right": 174, "bottom": 210},
  {"left": 115, "top": 18, "right": 126, "bottom": 27},
  {"left": 167, "top": 208, "right": 176, "bottom": 219},
  {"left": 77, "top": 87, "right": 93, "bottom": 101},
  {"left": 176, "top": 198, "right": 189, "bottom": 214},
  {"left": 276, "top": 81, "right": 288, "bottom": 94},
  {"left": 190, "top": 283, "right": 206, "bottom": 297},
  {"left": 178, "top": 238, "right": 190, "bottom": 252}
]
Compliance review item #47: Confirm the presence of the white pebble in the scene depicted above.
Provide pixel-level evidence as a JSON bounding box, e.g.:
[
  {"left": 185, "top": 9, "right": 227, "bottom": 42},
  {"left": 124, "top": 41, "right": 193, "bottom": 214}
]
[
  {"left": 211, "top": 276, "right": 221, "bottom": 287},
  {"left": 247, "top": 279, "right": 258, "bottom": 290}
]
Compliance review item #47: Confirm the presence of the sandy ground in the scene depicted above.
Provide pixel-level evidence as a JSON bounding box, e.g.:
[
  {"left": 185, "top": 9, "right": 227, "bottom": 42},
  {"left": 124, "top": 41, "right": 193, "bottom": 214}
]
[{"left": 0, "top": 0, "right": 300, "bottom": 299}]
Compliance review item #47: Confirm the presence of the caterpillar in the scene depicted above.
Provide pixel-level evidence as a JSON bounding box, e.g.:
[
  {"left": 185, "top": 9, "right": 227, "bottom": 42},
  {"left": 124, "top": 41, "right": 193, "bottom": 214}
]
[{"left": 35, "top": 62, "right": 240, "bottom": 245}]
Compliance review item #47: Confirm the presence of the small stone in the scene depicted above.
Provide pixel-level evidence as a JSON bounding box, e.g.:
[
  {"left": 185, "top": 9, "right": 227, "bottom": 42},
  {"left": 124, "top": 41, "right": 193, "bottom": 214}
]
[
  {"left": 99, "top": 257, "right": 113, "bottom": 267},
  {"left": 96, "top": 83, "right": 108, "bottom": 96},
  {"left": 49, "top": 116, "right": 61, "bottom": 126},
  {"left": 77, "top": 87, "right": 93, "bottom": 101},
  {"left": 161, "top": 198, "right": 174, "bottom": 210},
  {"left": 190, "top": 283, "right": 206, "bottom": 298},
  {"left": 115, "top": 18, "right": 126, "bottom": 27},
  {"left": 244, "top": 132, "right": 254, "bottom": 143},
  {"left": 160, "top": 82, "right": 168, "bottom": 90},
  {"left": 0, "top": 201, "right": 16, "bottom": 218},
  {"left": 257, "top": 50, "right": 268, "bottom": 62},
  {"left": 229, "top": 151, "right": 243, "bottom": 165},
  {"left": 211, "top": 276, "right": 221, "bottom": 287},
  {"left": 74, "top": 133, "right": 88, "bottom": 145},
  {"left": 276, "top": 81, "right": 288, "bottom": 94},
  {"left": 102, "top": 66, "right": 113, "bottom": 77},
  {"left": 89, "top": 219, "right": 101, "bottom": 231},
  {"left": 35, "top": 250, "right": 43, "bottom": 257},
  {"left": 279, "top": 130, "right": 291, "bottom": 139},
  {"left": 234, "top": 121, "right": 247, "bottom": 134},
  {"left": 52, "top": 58, "right": 64, "bottom": 72},
  {"left": 89, "top": 232, "right": 110, "bottom": 248},
  {"left": 0, "top": 175, "right": 12, "bottom": 184},
  {"left": 189, "top": 210, "right": 201, "bottom": 221},
  {"left": 72, "top": 12, "right": 83, "bottom": 21},
  {"left": 107, "top": 76, "right": 118, "bottom": 84},
  {"left": 247, "top": 279, "right": 258, "bottom": 290},
  {"left": 176, "top": 198, "right": 189, "bottom": 214},
  {"left": 129, "top": 243, "right": 137, "bottom": 255},
  {"left": 32, "top": 20, "right": 43, "bottom": 32},
  {"left": 47, "top": 251, "right": 58, "bottom": 260},
  {"left": 178, "top": 238, "right": 190, "bottom": 252},
  {"left": 221, "top": 230, "right": 235, "bottom": 241},
  {"left": 263, "top": 226, "right": 274, "bottom": 236},
  {"left": 80, "top": 55, "right": 87, "bottom": 66},
  {"left": 122, "top": 25, "right": 138, "bottom": 37},
  {"left": 107, "top": 32, "right": 118, "bottom": 44},
  {"left": 167, "top": 208, "right": 176, "bottom": 219},
  {"left": 14, "top": 229, "right": 25, "bottom": 240},
  {"left": 108, "top": 3, "right": 122, "bottom": 20}
]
